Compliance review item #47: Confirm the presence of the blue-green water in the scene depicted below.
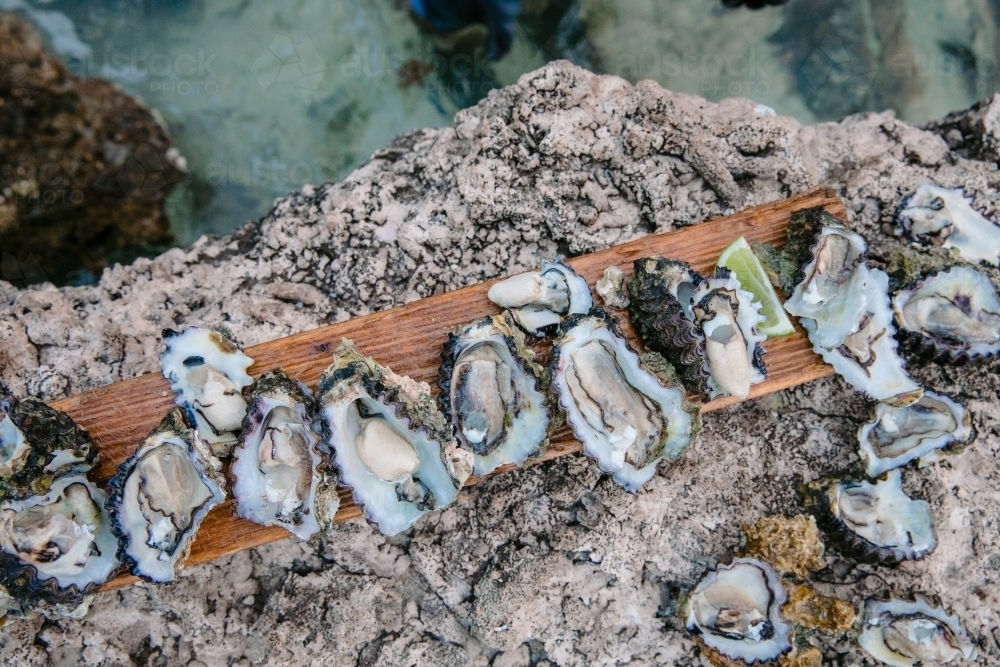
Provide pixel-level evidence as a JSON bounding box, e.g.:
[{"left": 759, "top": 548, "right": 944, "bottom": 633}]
[{"left": 7, "top": 0, "right": 999, "bottom": 246}]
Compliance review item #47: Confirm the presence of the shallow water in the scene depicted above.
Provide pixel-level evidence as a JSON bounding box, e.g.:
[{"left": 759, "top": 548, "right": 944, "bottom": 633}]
[{"left": 9, "top": 0, "right": 1000, "bottom": 249}]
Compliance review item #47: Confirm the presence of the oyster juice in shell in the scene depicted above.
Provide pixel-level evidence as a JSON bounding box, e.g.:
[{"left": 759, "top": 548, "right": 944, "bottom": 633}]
[
  {"left": 683, "top": 557, "right": 793, "bottom": 664},
  {"left": 231, "top": 371, "right": 339, "bottom": 540},
  {"left": 895, "top": 184, "right": 1000, "bottom": 266},
  {"left": 858, "top": 595, "right": 976, "bottom": 667},
  {"left": 0, "top": 387, "right": 98, "bottom": 500},
  {"left": 320, "top": 340, "right": 472, "bottom": 536},
  {"left": 107, "top": 409, "right": 226, "bottom": 583},
  {"left": 0, "top": 474, "right": 119, "bottom": 604},
  {"left": 438, "top": 313, "right": 550, "bottom": 477},
  {"left": 486, "top": 261, "right": 593, "bottom": 336},
  {"left": 160, "top": 327, "right": 254, "bottom": 457},
  {"left": 806, "top": 469, "right": 935, "bottom": 564},
  {"left": 892, "top": 266, "right": 1000, "bottom": 362},
  {"left": 859, "top": 391, "right": 973, "bottom": 477},
  {"left": 551, "top": 310, "right": 698, "bottom": 493}
]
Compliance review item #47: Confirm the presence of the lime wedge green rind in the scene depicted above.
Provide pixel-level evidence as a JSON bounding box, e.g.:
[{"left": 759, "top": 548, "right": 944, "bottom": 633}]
[{"left": 716, "top": 236, "right": 796, "bottom": 338}]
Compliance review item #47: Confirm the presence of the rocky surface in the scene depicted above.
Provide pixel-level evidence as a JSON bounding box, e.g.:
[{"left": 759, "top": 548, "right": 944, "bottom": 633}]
[
  {"left": 2, "top": 60, "right": 1000, "bottom": 666},
  {"left": 0, "top": 12, "right": 186, "bottom": 287}
]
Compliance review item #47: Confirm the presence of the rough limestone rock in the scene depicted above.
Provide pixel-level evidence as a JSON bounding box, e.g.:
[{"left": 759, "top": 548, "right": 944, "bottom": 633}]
[
  {"left": 1, "top": 61, "right": 999, "bottom": 666},
  {"left": 0, "top": 12, "right": 186, "bottom": 286}
]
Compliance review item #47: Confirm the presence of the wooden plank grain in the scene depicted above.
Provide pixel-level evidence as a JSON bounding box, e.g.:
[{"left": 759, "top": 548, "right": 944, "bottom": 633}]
[{"left": 47, "top": 189, "right": 844, "bottom": 591}]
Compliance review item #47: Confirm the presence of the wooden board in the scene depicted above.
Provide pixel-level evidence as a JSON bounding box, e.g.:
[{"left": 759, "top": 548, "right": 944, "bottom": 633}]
[{"left": 48, "top": 189, "right": 843, "bottom": 591}]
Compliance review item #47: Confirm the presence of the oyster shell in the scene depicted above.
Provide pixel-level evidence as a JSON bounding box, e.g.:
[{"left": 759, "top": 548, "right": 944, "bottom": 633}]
[
  {"left": 895, "top": 184, "right": 1000, "bottom": 266},
  {"left": 551, "top": 310, "right": 698, "bottom": 492},
  {"left": 805, "top": 469, "right": 935, "bottom": 564},
  {"left": 627, "top": 257, "right": 710, "bottom": 397},
  {"left": 892, "top": 266, "right": 1000, "bottom": 362},
  {"left": 107, "top": 409, "right": 226, "bottom": 583},
  {"left": 0, "top": 475, "right": 119, "bottom": 606},
  {"left": 320, "top": 340, "right": 472, "bottom": 536},
  {"left": 595, "top": 265, "right": 629, "bottom": 309},
  {"left": 858, "top": 595, "right": 976, "bottom": 667},
  {"left": 859, "top": 392, "right": 974, "bottom": 477},
  {"left": 486, "top": 261, "right": 593, "bottom": 336},
  {"left": 438, "top": 313, "right": 551, "bottom": 477},
  {"left": 160, "top": 327, "right": 255, "bottom": 457},
  {"left": 0, "top": 387, "right": 97, "bottom": 500},
  {"left": 682, "top": 558, "right": 793, "bottom": 665},
  {"left": 806, "top": 269, "right": 922, "bottom": 406},
  {"left": 231, "top": 371, "right": 339, "bottom": 540}
]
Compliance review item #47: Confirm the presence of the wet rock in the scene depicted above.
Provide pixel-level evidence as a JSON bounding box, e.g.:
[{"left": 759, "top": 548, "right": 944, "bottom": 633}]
[{"left": 0, "top": 12, "right": 186, "bottom": 286}]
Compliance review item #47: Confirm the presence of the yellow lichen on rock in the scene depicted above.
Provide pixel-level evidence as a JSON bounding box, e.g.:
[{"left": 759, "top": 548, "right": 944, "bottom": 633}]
[
  {"left": 741, "top": 514, "right": 825, "bottom": 578},
  {"left": 783, "top": 583, "right": 856, "bottom": 632}
]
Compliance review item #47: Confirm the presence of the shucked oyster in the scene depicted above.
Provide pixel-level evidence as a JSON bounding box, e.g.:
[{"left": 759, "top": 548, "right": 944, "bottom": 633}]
[
  {"left": 0, "top": 386, "right": 97, "bottom": 500},
  {"left": 859, "top": 392, "right": 974, "bottom": 477},
  {"left": 895, "top": 184, "right": 1000, "bottom": 266},
  {"left": 160, "top": 327, "right": 254, "bottom": 457},
  {"left": 628, "top": 257, "right": 711, "bottom": 397},
  {"left": 805, "top": 469, "right": 935, "bottom": 564},
  {"left": 0, "top": 475, "right": 119, "bottom": 607},
  {"left": 438, "top": 313, "right": 551, "bottom": 477},
  {"left": 892, "top": 266, "right": 1000, "bottom": 363},
  {"left": 320, "top": 340, "right": 472, "bottom": 536},
  {"left": 231, "top": 371, "right": 339, "bottom": 540},
  {"left": 107, "top": 409, "right": 226, "bottom": 583},
  {"left": 682, "top": 558, "right": 793, "bottom": 665},
  {"left": 859, "top": 595, "right": 976, "bottom": 667},
  {"left": 487, "top": 261, "right": 593, "bottom": 336},
  {"left": 806, "top": 269, "right": 922, "bottom": 406},
  {"left": 551, "top": 310, "right": 698, "bottom": 492}
]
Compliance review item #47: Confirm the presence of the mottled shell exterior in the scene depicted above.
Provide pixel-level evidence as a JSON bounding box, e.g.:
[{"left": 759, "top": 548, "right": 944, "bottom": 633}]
[{"left": 0, "top": 387, "right": 98, "bottom": 500}]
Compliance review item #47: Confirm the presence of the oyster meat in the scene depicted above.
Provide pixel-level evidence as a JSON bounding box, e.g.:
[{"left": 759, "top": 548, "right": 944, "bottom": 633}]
[
  {"left": 107, "top": 409, "right": 226, "bottom": 583},
  {"left": 438, "top": 313, "right": 550, "bottom": 477},
  {"left": 895, "top": 184, "right": 1000, "bottom": 266},
  {"left": 892, "top": 266, "right": 1000, "bottom": 362},
  {"left": 859, "top": 595, "right": 976, "bottom": 667},
  {"left": 231, "top": 371, "right": 339, "bottom": 540},
  {"left": 859, "top": 391, "right": 973, "bottom": 477},
  {"left": 160, "top": 327, "right": 255, "bottom": 457},
  {"left": 0, "top": 475, "right": 119, "bottom": 606},
  {"left": 551, "top": 310, "right": 698, "bottom": 492},
  {"left": 806, "top": 269, "right": 922, "bottom": 406},
  {"left": 806, "top": 469, "right": 935, "bottom": 564},
  {"left": 683, "top": 558, "right": 793, "bottom": 665},
  {"left": 320, "top": 340, "right": 472, "bottom": 536},
  {"left": 628, "top": 257, "right": 710, "bottom": 397},
  {"left": 0, "top": 387, "right": 98, "bottom": 499},
  {"left": 486, "top": 261, "right": 593, "bottom": 336}
]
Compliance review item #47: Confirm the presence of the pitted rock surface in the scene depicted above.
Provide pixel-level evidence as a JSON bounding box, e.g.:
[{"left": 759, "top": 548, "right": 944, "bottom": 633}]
[{"left": 1, "top": 61, "right": 999, "bottom": 666}]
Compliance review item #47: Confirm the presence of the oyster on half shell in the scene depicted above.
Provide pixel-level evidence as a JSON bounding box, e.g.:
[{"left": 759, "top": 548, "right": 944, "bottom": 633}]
[
  {"left": 0, "top": 475, "right": 119, "bottom": 607},
  {"left": 438, "top": 313, "right": 551, "bottom": 477},
  {"left": 231, "top": 371, "right": 339, "bottom": 540},
  {"left": 892, "top": 266, "right": 1000, "bottom": 362},
  {"left": 682, "top": 558, "right": 793, "bottom": 665},
  {"left": 551, "top": 310, "right": 698, "bottom": 493},
  {"left": 107, "top": 409, "right": 226, "bottom": 583},
  {"left": 859, "top": 391, "right": 974, "bottom": 477},
  {"left": 895, "top": 184, "right": 1000, "bottom": 266},
  {"left": 805, "top": 469, "right": 935, "bottom": 564},
  {"left": 859, "top": 595, "right": 976, "bottom": 667},
  {"left": 487, "top": 262, "right": 593, "bottom": 336},
  {"left": 0, "top": 387, "right": 97, "bottom": 500},
  {"left": 320, "top": 340, "right": 472, "bottom": 536},
  {"left": 160, "top": 327, "right": 254, "bottom": 457}
]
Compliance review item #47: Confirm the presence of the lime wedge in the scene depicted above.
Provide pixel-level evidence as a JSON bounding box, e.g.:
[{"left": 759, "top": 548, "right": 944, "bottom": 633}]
[{"left": 716, "top": 236, "right": 796, "bottom": 337}]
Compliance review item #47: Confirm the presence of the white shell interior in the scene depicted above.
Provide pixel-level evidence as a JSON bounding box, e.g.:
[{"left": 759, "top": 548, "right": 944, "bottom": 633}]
[
  {"left": 0, "top": 410, "right": 30, "bottom": 478},
  {"left": 859, "top": 596, "right": 976, "bottom": 667},
  {"left": 232, "top": 393, "right": 324, "bottom": 540},
  {"left": 552, "top": 315, "right": 693, "bottom": 492},
  {"left": 0, "top": 475, "right": 119, "bottom": 590},
  {"left": 896, "top": 184, "right": 1000, "bottom": 266},
  {"left": 115, "top": 429, "right": 225, "bottom": 583},
  {"left": 486, "top": 262, "right": 593, "bottom": 335},
  {"left": 859, "top": 392, "right": 970, "bottom": 477}
]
